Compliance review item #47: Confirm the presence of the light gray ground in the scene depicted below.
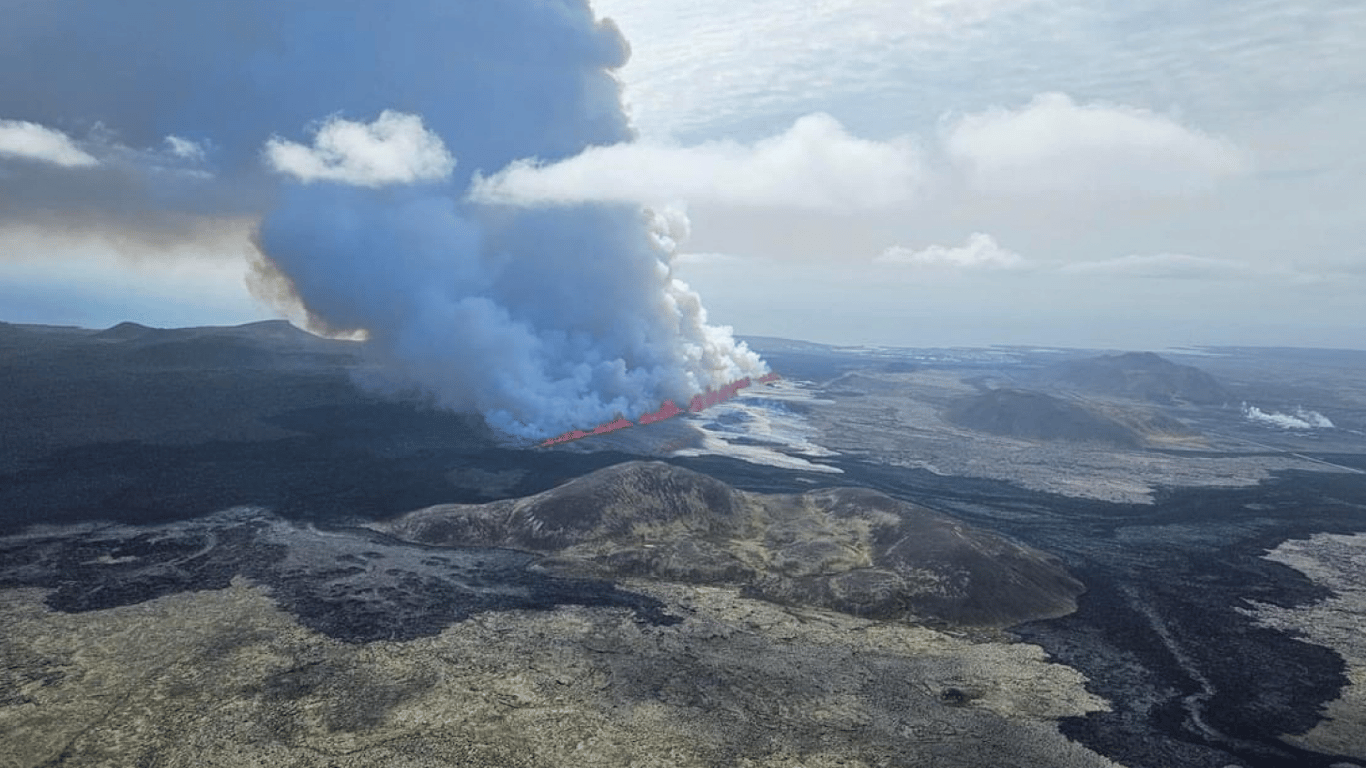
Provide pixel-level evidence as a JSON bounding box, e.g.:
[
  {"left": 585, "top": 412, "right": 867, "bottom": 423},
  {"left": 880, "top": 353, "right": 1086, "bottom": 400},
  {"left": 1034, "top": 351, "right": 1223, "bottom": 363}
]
[
  {"left": 0, "top": 578, "right": 1124, "bottom": 768},
  {"left": 1240, "top": 533, "right": 1366, "bottom": 761}
]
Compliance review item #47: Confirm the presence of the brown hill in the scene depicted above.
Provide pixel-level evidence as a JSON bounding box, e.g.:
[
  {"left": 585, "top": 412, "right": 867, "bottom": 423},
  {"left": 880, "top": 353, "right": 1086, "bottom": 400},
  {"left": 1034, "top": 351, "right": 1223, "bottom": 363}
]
[{"left": 372, "top": 461, "right": 1084, "bottom": 627}]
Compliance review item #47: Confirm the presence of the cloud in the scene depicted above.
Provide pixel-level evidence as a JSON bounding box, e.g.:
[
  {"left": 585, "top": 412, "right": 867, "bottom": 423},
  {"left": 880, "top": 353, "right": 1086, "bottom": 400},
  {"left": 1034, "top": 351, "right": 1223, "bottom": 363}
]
[
  {"left": 877, "top": 232, "right": 1025, "bottom": 269},
  {"left": 472, "top": 89, "right": 1247, "bottom": 214},
  {"left": 673, "top": 252, "right": 750, "bottom": 267},
  {"left": 942, "top": 93, "right": 1246, "bottom": 196},
  {"left": 1060, "top": 253, "right": 1257, "bottom": 279},
  {"left": 874, "top": 244, "right": 1273, "bottom": 282},
  {"left": 0, "top": 119, "right": 99, "bottom": 168},
  {"left": 593, "top": 0, "right": 1046, "bottom": 140},
  {"left": 1242, "top": 403, "right": 1335, "bottom": 429},
  {"left": 265, "top": 111, "right": 456, "bottom": 187},
  {"left": 0, "top": 130, "right": 231, "bottom": 253},
  {"left": 471, "top": 112, "right": 924, "bottom": 209},
  {"left": 164, "top": 136, "right": 208, "bottom": 162},
  {"left": 0, "top": 118, "right": 230, "bottom": 247}
]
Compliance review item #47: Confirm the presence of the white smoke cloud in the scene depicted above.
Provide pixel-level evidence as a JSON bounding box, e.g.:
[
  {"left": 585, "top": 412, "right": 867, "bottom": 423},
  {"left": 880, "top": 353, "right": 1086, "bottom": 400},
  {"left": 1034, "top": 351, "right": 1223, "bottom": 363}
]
[
  {"left": 470, "top": 112, "right": 924, "bottom": 209},
  {"left": 261, "top": 191, "right": 766, "bottom": 439},
  {"left": 265, "top": 111, "right": 456, "bottom": 187},
  {"left": 942, "top": 92, "right": 1246, "bottom": 196},
  {"left": 0, "top": 118, "right": 99, "bottom": 168},
  {"left": 877, "top": 232, "right": 1025, "bottom": 269},
  {"left": 0, "top": 1, "right": 765, "bottom": 441},
  {"left": 1242, "top": 403, "right": 1335, "bottom": 429}
]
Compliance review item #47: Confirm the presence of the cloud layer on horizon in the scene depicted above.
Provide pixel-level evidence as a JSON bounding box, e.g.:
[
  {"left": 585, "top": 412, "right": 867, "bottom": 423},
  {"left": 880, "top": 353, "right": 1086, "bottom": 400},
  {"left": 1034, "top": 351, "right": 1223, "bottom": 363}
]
[
  {"left": 472, "top": 113, "right": 925, "bottom": 210},
  {"left": 877, "top": 233, "right": 1025, "bottom": 269},
  {"left": 472, "top": 93, "right": 1241, "bottom": 210}
]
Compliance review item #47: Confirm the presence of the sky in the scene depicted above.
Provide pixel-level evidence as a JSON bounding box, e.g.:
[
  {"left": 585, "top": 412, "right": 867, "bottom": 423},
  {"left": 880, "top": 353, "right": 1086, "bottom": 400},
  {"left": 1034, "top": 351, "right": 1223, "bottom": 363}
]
[{"left": 2, "top": 0, "right": 1364, "bottom": 353}]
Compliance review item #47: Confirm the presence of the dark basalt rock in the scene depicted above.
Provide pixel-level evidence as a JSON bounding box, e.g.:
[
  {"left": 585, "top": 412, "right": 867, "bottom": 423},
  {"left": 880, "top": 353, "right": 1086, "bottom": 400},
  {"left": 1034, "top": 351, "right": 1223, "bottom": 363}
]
[{"left": 0, "top": 509, "right": 678, "bottom": 643}]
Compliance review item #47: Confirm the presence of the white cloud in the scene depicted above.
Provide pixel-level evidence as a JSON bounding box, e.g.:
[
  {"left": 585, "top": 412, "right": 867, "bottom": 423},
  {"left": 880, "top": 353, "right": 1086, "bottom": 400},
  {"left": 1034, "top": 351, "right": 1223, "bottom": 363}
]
[
  {"left": 164, "top": 135, "right": 207, "bottom": 162},
  {"left": 877, "top": 232, "right": 1025, "bottom": 269},
  {"left": 673, "top": 252, "right": 750, "bottom": 267},
  {"left": 472, "top": 92, "right": 1248, "bottom": 211},
  {"left": 470, "top": 113, "right": 924, "bottom": 210},
  {"left": 0, "top": 119, "right": 99, "bottom": 167},
  {"left": 264, "top": 111, "right": 455, "bottom": 187},
  {"left": 1061, "top": 253, "right": 1256, "bottom": 279},
  {"left": 942, "top": 93, "right": 1247, "bottom": 196},
  {"left": 874, "top": 244, "right": 1275, "bottom": 281}
]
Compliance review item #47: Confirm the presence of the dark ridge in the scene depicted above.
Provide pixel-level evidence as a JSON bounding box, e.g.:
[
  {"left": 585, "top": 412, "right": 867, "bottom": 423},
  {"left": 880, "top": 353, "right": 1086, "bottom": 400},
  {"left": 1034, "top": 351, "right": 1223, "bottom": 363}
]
[
  {"left": 89, "top": 319, "right": 325, "bottom": 349},
  {"left": 228, "top": 319, "right": 315, "bottom": 339},
  {"left": 92, "top": 320, "right": 159, "bottom": 341}
]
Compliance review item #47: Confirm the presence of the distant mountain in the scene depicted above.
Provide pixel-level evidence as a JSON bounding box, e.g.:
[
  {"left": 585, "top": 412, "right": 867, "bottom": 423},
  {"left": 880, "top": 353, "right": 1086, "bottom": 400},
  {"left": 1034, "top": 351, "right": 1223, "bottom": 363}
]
[
  {"left": 737, "top": 335, "right": 880, "bottom": 384},
  {"left": 94, "top": 318, "right": 335, "bottom": 347},
  {"left": 735, "top": 335, "right": 838, "bottom": 354},
  {"left": 946, "top": 389, "right": 1144, "bottom": 446},
  {"left": 85, "top": 319, "right": 357, "bottom": 369},
  {"left": 821, "top": 371, "right": 908, "bottom": 396},
  {"left": 373, "top": 461, "right": 1084, "bottom": 627},
  {"left": 91, "top": 320, "right": 161, "bottom": 341},
  {"left": 1045, "top": 351, "right": 1233, "bottom": 405}
]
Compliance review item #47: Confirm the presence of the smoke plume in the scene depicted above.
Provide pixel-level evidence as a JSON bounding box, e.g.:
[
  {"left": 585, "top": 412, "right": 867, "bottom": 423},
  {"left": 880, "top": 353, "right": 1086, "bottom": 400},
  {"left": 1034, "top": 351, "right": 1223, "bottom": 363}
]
[
  {"left": 0, "top": 0, "right": 764, "bottom": 439},
  {"left": 1241, "top": 403, "right": 1335, "bottom": 430}
]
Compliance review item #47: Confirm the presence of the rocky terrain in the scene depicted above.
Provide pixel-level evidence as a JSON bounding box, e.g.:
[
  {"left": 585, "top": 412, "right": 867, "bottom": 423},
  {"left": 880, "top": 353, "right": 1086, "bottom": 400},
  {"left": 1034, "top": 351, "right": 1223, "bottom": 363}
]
[
  {"left": 2, "top": 321, "right": 1365, "bottom": 768},
  {"left": 801, "top": 367, "right": 1338, "bottom": 504},
  {"left": 0, "top": 508, "right": 675, "bottom": 644},
  {"left": 0, "top": 576, "right": 1120, "bottom": 768},
  {"left": 1243, "top": 533, "right": 1366, "bottom": 760},
  {"left": 373, "top": 461, "right": 1084, "bottom": 627}
]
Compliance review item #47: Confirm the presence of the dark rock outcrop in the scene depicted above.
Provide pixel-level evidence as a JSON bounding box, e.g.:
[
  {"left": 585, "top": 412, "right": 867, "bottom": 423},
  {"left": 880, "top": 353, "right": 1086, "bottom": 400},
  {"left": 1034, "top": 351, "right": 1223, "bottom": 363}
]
[{"left": 0, "top": 508, "right": 676, "bottom": 643}]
